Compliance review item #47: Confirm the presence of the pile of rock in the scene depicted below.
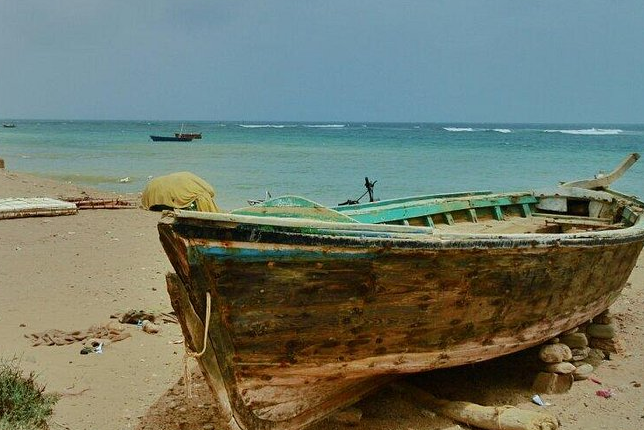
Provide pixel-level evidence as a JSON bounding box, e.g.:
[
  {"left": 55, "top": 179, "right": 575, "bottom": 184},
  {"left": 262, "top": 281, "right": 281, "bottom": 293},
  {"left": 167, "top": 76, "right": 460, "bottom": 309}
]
[{"left": 532, "top": 310, "right": 622, "bottom": 394}]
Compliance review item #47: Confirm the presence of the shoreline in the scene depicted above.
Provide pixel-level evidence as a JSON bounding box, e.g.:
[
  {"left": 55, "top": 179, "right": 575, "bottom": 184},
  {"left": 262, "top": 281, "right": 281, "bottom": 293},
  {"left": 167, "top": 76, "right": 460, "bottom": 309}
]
[
  {"left": 0, "top": 167, "right": 184, "bottom": 430},
  {"left": 2, "top": 166, "right": 644, "bottom": 429}
]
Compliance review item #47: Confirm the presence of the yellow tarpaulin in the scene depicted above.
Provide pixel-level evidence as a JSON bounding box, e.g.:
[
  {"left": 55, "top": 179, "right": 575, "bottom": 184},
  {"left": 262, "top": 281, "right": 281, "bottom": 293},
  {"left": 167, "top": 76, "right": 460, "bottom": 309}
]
[{"left": 141, "top": 172, "right": 219, "bottom": 212}]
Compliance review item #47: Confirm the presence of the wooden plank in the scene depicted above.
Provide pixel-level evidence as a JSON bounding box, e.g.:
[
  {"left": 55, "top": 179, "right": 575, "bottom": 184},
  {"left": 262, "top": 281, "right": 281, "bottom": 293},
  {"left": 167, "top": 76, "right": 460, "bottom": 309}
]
[
  {"left": 492, "top": 206, "right": 503, "bottom": 221},
  {"left": 562, "top": 153, "right": 640, "bottom": 190},
  {"left": 532, "top": 213, "right": 612, "bottom": 223},
  {"left": 0, "top": 198, "right": 78, "bottom": 220},
  {"left": 63, "top": 197, "right": 135, "bottom": 210},
  {"left": 333, "top": 190, "right": 493, "bottom": 214},
  {"left": 175, "top": 210, "right": 434, "bottom": 235},
  {"left": 395, "top": 382, "right": 559, "bottom": 430},
  {"left": 520, "top": 204, "right": 531, "bottom": 218},
  {"left": 467, "top": 209, "right": 478, "bottom": 223},
  {"left": 443, "top": 212, "right": 455, "bottom": 225},
  {"left": 346, "top": 195, "right": 537, "bottom": 224}
]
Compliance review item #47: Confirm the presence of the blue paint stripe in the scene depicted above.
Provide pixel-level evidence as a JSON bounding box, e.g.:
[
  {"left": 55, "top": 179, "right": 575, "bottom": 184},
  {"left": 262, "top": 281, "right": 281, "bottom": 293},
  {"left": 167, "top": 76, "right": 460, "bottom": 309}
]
[{"left": 189, "top": 245, "right": 375, "bottom": 263}]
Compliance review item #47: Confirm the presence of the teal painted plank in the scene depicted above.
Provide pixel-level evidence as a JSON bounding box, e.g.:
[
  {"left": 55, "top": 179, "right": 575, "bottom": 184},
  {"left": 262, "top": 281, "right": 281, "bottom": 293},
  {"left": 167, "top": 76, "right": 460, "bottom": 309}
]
[
  {"left": 347, "top": 194, "right": 537, "bottom": 224},
  {"left": 443, "top": 212, "right": 455, "bottom": 225},
  {"left": 468, "top": 209, "right": 478, "bottom": 223},
  {"left": 469, "top": 195, "right": 538, "bottom": 209},
  {"left": 348, "top": 200, "right": 470, "bottom": 224},
  {"left": 521, "top": 203, "right": 532, "bottom": 218},
  {"left": 333, "top": 190, "right": 493, "bottom": 213},
  {"left": 492, "top": 206, "right": 503, "bottom": 221}
]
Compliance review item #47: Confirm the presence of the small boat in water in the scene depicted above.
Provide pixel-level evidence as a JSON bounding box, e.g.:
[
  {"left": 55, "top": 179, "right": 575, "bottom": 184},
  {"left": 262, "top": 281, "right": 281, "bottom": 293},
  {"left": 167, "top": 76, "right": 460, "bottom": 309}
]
[
  {"left": 175, "top": 123, "right": 202, "bottom": 139},
  {"left": 159, "top": 154, "right": 644, "bottom": 430},
  {"left": 2, "top": 123, "right": 16, "bottom": 128},
  {"left": 150, "top": 135, "right": 193, "bottom": 142},
  {"left": 175, "top": 132, "right": 202, "bottom": 139}
]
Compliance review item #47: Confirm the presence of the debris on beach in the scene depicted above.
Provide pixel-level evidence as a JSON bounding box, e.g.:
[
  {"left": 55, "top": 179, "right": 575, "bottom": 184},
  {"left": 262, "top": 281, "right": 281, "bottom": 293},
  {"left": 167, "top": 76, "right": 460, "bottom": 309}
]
[
  {"left": 0, "top": 197, "right": 78, "bottom": 219},
  {"left": 142, "top": 320, "right": 161, "bottom": 334},
  {"left": 110, "top": 309, "right": 176, "bottom": 335},
  {"left": 25, "top": 321, "right": 131, "bottom": 347},
  {"left": 111, "top": 309, "right": 177, "bottom": 325},
  {"left": 531, "top": 394, "right": 550, "bottom": 407},
  {"left": 395, "top": 381, "right": 559, "bottom": 430},
  {"left": 62, "top": 196, "right": 136, "bottom": 209},
  {"left": 596, "top": 389, "right": 614, "bottom": 399}
]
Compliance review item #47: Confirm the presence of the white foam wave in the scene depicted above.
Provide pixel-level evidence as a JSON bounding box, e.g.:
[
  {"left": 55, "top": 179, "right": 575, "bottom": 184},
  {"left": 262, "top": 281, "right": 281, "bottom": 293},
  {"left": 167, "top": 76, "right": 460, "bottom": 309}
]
[
  {"left": 304, "top": 124, "right": 346, "bottom": 128},
  {"left": 238, "top": 124, "right": 288, "bottom": 128},
  {"left": 443, "top": 127, "right": 511, "bottom": 133},
  {"left": 443, "top": 127, "right": 475, "bottom": 132},
  {"left": 544, "top": 128, "right": 623, "bottom": 135}
]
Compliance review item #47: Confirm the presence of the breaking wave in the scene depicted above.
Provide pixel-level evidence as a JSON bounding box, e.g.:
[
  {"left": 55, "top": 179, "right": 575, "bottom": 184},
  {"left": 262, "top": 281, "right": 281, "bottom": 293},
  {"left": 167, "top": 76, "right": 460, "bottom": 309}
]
[
  {"left": 443, "top": 127, "right": 475, "bottom": 132},
  {"left": 444, "top": 127, "right": 512, "bottom": 133},
  {"left": 543, "top": 128, "right": 623, "bottom": 135},
  {"left": 238, "top": 124, "right": 292, "bottom": 128},
  {"left": 304, "top": 124, "right": 346, "bottom": 128}
]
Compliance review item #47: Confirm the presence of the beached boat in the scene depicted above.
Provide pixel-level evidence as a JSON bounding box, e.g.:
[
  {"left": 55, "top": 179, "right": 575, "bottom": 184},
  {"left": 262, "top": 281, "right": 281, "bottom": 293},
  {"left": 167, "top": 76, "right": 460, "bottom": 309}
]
[
  {"left": 159, "top": 154, "right": 644, "bottom": 430},
  {"left": 150, "top": 135, "right": 193, "bottom": 142}
]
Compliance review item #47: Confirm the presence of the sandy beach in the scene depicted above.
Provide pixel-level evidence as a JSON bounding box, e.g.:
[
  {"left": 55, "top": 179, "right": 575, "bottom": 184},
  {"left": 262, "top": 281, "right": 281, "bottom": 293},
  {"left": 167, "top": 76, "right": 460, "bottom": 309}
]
[{"left": 1, "top": 167, "right": 644, "bottom": 430}]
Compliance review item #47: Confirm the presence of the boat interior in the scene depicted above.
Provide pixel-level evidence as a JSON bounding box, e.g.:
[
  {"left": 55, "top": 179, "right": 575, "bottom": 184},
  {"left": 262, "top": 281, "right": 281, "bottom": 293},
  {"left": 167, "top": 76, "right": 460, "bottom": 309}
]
[
  {"left": 222, "top": 155, "right": 644, "bottom": 236},
  {"left": 229, "top": 187, "right": 642, "bottom": 237},
  {"left": 333, "top": 188, "right": 641, "bottom": 235}
]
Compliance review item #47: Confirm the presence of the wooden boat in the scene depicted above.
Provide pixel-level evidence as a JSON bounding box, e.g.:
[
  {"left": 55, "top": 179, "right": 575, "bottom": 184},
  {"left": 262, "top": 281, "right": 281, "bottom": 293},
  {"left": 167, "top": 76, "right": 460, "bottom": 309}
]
[
  {"left": 175, "top": 132, "right": 202, "bottom": 139},
  {"left": 158, "top": 154, "right": 644, "bottom": 430},
  {"left": 150, "top": 135, "right": 193, "bottom": 142},
  {"left": 175, "top": 123, "right": 202, "bottom": 139}
]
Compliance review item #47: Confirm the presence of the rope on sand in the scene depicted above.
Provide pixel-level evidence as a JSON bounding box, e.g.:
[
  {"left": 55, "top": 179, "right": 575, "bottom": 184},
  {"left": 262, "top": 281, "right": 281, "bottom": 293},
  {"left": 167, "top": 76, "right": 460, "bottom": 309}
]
[{"left": 183, "top": 291, "right": 212, "bottom": 397}]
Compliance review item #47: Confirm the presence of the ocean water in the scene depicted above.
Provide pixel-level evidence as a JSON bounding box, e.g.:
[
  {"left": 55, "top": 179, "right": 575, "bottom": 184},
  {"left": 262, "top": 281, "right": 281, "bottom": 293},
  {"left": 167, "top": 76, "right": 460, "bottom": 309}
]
[{"left": 1, "top": 120, "right": 643, "bottom": 210}]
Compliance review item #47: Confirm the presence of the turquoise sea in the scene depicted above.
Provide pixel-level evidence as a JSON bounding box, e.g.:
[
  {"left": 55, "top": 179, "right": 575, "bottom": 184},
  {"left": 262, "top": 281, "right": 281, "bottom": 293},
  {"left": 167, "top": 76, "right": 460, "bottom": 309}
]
[{"left": 1, "top": 120, "right": 643, "bottom": 210}]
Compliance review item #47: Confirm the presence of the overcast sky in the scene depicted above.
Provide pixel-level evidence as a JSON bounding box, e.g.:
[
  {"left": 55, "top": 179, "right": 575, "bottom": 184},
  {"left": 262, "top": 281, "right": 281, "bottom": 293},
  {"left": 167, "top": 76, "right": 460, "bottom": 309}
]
[{"left": 0, "top": 1, "right": 643, "bottom": 123}]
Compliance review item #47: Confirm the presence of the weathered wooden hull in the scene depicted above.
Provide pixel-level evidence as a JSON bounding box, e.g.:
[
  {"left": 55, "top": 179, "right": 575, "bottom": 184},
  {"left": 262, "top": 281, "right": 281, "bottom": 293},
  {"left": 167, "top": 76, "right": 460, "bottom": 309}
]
[{"left": 159, "top": 187, "right": 644, "bottom": 430}]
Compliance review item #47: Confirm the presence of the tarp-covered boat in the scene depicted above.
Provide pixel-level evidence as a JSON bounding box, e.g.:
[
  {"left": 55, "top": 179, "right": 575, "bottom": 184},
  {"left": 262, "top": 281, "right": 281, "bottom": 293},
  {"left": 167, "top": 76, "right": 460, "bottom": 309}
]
[{"left": 158, "top": 154, "right": 644, "bottom": 430}]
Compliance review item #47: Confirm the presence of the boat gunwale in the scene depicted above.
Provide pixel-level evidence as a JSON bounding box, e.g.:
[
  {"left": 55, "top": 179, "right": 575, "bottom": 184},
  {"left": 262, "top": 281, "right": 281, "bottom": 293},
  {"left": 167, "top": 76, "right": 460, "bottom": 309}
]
[{"left": 167, "top": 188, "right": 644, "bottom": 248}]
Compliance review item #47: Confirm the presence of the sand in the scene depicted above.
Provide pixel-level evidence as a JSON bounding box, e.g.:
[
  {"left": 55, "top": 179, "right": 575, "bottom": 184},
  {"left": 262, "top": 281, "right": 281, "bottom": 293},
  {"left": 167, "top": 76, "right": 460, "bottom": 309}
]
[{"left": 1, "top": 168, "right": 643, "bottom": 430}]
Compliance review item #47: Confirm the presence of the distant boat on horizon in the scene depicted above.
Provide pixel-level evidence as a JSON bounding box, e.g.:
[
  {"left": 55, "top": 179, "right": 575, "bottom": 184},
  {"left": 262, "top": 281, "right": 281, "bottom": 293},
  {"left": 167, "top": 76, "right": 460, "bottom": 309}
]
[
  {"left": 150, "top": 135, "right": 193, "bottom": 142},
  {"left": 174, "top": 123, "right": 202, "bottom": 139},
  {"left": 174, "top": 132, "right": 202, "bottom": 139},
  {"left": 2, "top": 123, "right": 16, "bottom": 128}
]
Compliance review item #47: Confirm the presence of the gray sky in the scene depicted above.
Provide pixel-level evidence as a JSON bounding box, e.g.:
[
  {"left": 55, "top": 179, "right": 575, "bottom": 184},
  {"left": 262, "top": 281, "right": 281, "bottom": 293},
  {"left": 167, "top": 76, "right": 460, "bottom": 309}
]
[{"left": 0, "top": 1, "right": 643, "bottom": 123}]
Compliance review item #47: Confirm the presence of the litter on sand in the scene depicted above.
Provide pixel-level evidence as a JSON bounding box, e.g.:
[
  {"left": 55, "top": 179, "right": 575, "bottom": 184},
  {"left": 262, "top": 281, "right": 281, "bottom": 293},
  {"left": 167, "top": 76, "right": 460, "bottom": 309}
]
[
  {"left": 596, "top": 389, "right": 614, "bottom": 398},
  {"left": 531, "top": 394, "right": 551, "bottom": 406}
]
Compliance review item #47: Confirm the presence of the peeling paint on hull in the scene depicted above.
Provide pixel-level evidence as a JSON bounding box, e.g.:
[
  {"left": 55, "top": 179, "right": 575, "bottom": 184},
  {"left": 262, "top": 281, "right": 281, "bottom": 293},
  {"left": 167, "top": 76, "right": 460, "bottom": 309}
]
[{"left": 159, "top": 188, "right": 644, "bottom": 430}]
